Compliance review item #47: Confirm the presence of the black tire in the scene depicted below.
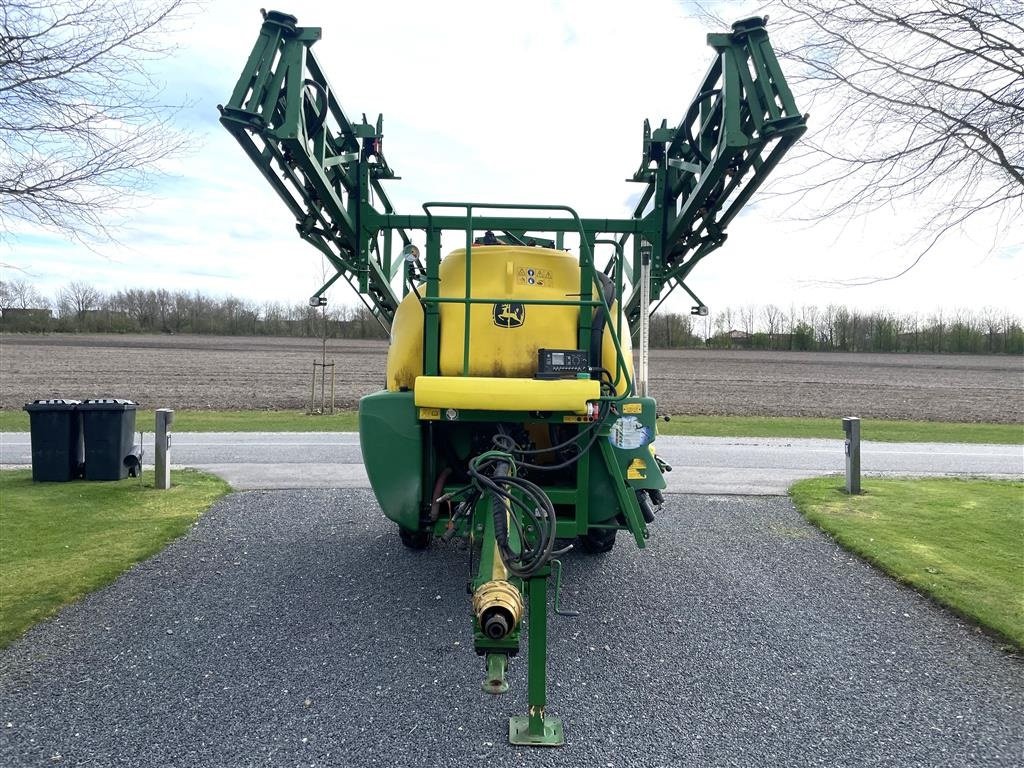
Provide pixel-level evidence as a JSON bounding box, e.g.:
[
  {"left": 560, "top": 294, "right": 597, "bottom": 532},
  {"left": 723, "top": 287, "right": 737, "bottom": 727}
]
[
  {"left": 399, "top": 526, "right": 433, "bottom": 550},
  {"left": 577, "top": 528, "right": 616, "bottom": 554}
]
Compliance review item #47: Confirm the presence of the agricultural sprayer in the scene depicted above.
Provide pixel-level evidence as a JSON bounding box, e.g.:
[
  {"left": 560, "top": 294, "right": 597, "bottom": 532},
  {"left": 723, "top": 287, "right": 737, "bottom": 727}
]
[{"left": 220, "top": 9, "right": 805, "bottom": 746}]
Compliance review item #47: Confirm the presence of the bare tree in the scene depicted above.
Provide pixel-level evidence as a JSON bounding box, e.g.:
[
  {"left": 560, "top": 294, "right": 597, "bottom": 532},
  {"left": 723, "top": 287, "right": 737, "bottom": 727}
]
[
  {"left": 740, "top": 304, "right": 757, "bottom": 336},
  {"left": 979, "top": 305, "right": 1002, "bottom": 351},
  {"left": 0, "top": 276, "right": 44, "bottom": 308},
  {"left": 700, "top": 309, "right": 713, "bottom": 344},
  {"left": 0, "top": 0, "right": 191, "bottom": 239},
  {"left": 719, "top": 305, "right": 734, "bottom": 334},
  {"left": 762, "top": 0, "right": 1023, "bottom": 278},
  {"left": 816, "top": 304, "right": 833, "bottom": 349},
  {"left": 929, "top": 307, "right": 947, "bottom": 351},
  {"left": 762, "top": 303, "right": 783, "bottom": 345},
  {"left": 56, "top": 280, "right": 101, "bottom": 319},
  {"left": 800, "top": 304, "right": 819, "bottom": 336}
]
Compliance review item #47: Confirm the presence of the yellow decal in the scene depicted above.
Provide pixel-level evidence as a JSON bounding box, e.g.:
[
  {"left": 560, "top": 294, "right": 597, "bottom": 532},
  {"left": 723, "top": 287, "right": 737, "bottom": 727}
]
[
  {"left": 419, "top": 407, "right": 441, "bottom": 420},
  {"left": 627, "top": 458, "right": 647, "bottom": 480},
  {"left": 623, "top": 402, "right": 642, "bottom": 414},
  {"left": 562, "top": 415, "right": 591, "bottom": 423}
]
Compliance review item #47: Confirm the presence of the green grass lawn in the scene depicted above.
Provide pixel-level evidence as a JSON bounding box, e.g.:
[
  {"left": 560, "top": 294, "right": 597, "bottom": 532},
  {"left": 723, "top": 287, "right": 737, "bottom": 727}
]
[
  {"left": 1, "top": 408, "right": 1020, "bottom": 443},
  {"left": 791, "top": 476, "right": 1024, "bottom": 649},
  {"left": 0, "top": 469, "right": 230, "bottom": 647},
  {"left": 0, "top": 408, "right": 359, "bottom": 433}
]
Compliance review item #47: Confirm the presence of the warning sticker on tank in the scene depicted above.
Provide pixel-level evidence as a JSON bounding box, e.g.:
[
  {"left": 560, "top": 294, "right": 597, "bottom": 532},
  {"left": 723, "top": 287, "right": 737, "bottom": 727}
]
[
  {"left": 419, "top": 407, "right": 440, "bottom": 420},
  {"left": 516, "top": 266, "right": 553, "bottom": 287},
  {"left": 608, "top": 416, "right": 651, "bottom": 449},
  {"left": 622, "top": 402, "right": 643, "bottom": 414}
]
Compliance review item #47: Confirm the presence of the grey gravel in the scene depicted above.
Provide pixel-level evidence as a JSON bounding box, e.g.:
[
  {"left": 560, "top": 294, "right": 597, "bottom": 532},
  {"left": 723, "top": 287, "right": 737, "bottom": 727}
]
[{"left": 1, "top": 491, "right": 1021, "bottom": 767}]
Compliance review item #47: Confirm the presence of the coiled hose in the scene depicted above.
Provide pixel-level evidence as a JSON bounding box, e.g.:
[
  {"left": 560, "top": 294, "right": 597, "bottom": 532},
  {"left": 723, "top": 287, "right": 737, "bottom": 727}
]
[{"left": 467, "top": 451, "right": 559, "bottom": 579}]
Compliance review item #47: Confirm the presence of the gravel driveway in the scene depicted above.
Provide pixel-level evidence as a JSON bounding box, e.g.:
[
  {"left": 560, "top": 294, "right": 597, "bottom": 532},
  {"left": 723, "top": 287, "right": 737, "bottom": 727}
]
[{"left": 1, "top": 491, "right": 1021, "bottom": 767}]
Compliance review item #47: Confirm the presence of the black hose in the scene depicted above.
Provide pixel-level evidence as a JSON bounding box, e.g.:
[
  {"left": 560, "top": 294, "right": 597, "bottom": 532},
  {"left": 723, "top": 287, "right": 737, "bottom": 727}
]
[
  {"left": 591, "top": 366, "right": 618, "bottom": 396},
  {"left": 510, "top": 423, "right": 604, "bottom": 472},
  {"left": 589, "top": 271, "right": 616, "bottom": 369},
  {"left": 468, "top": 453, "right": 558, "bottom": 579},
  {"left": 491, "top": 399, "right": 610, "bottom": 472},
  {"left": 492, "top": 418, "right": 601, "bottom": 457},
  {"left": 636, "top": 490, "right": 656, "bottom": 524}
]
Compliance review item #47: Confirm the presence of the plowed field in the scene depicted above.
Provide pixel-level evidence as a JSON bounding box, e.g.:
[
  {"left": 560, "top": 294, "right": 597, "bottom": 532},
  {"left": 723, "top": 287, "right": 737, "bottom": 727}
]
[{"left": 2, "top": 334, "right": 1021, "bottom": 423}]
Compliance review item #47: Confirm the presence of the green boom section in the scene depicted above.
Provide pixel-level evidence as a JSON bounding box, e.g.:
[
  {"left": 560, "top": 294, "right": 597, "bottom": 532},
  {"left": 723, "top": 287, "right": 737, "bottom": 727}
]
[
  {"left": 219, "top": 12, "right": 806, "bottom": 332},
  {"left": 218, "top": 10, "right": 405, "bottom": 329},
  {"left": 621, "top": 17, "right": 806, "bottom": 328}
]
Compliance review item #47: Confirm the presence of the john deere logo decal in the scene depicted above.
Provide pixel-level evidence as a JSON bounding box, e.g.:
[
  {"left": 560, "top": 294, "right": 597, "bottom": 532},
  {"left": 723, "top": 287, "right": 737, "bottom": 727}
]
[{"left": 493, "top": 302, "right": 525, "bottom": 328}]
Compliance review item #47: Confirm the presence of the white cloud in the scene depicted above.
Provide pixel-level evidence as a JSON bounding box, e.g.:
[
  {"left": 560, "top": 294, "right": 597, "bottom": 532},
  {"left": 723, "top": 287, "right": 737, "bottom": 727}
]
[{"left": 3, "top": 0, "right": 1020, "bottom": 317}]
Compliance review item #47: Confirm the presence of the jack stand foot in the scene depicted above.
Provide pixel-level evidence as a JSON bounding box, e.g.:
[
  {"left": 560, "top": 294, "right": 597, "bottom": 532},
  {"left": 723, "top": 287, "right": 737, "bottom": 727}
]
[
  {"left": 509, "top": 713, "right": 564, "bottom": 747},
  {"left": 482, "top": 653, "right": 509, "bottom": 695}
]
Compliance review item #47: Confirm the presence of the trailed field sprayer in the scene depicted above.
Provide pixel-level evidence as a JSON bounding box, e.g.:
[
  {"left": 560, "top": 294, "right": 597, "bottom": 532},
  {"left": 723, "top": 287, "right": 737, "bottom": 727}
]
[{"left": 220, "top": 9, "right": 805, "bottom": 746}]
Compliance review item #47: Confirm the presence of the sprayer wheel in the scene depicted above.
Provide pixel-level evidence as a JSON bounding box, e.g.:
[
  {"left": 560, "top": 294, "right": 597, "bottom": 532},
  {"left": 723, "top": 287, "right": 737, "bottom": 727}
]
[
  {"left": 577, "top": 528, "right": 617, "bottom": 554},
  {"left": 399, "top": 526, "right": 433, "bottom": 550}
]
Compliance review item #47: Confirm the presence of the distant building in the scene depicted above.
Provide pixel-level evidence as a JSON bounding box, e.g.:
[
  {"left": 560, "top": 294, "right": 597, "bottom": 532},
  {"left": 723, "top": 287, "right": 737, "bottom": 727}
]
[{"left": 728, "top": 329, "right": 752, "bottom": 348}]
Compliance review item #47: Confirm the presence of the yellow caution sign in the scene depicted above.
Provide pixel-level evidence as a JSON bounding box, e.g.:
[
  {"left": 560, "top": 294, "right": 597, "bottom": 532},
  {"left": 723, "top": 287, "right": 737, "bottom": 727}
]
[{"left": 627, "top": 458, "right": 648, "bottom": 480}]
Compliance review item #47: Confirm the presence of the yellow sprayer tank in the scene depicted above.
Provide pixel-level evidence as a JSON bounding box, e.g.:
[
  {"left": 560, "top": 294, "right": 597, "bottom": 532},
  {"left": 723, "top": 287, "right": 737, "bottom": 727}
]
[{"left": 386, "top": 245, "right": 633, "bottom": 390}]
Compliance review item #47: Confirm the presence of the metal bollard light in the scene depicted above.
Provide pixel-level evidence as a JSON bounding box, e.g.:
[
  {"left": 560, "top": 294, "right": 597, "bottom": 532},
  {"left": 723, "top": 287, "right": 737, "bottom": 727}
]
[
  {"left": 156, "top": 409, "right": 174, "bottom": 490},
  {"left": 842, "top": 416, "right": 861, "bottom": 494}
]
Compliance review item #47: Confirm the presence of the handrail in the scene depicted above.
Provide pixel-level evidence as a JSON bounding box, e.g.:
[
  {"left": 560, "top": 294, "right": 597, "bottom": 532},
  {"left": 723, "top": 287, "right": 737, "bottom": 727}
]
[{"left": 413, "top": 201, "right": 633, "bottom": 400}]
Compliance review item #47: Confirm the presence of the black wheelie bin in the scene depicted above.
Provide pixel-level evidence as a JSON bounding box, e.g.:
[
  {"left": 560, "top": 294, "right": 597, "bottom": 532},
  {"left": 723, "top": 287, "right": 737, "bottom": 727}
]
[
  {"left": 23, "top": 399, "right": 84, "bottom": 482},
  {"left": 79, "top": 399, "right": 138, "bottom": 481}
]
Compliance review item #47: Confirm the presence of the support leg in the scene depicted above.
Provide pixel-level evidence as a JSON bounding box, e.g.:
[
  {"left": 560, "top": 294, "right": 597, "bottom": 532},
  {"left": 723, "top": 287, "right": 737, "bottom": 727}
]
[
  {"left": 508, "top": 572, "right": 564, "bottom": 746},
  {"left": 482, "top": 653, "right": 509, "bottom": 694}
]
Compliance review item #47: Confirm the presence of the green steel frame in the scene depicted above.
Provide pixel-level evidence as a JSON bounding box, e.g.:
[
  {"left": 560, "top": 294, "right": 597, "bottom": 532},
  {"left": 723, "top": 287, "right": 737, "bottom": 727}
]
[
  {"left": 220, "top": 8, "right": 805, "bottom": 747},
  {"left": 219, "top": 10, "right": 806, "bottom": 336}
]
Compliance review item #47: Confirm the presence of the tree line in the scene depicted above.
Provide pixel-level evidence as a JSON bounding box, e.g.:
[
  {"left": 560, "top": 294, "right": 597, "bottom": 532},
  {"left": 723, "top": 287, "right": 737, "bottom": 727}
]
[
  {"left": 1, "top": 278, "right": 1020, "bottom": 354},
  {"left": 0, "top": 279, "right": 387, "bottom": 340},
  {"left": 653, "top": 304, "right": 1023, "bottom": 355}
]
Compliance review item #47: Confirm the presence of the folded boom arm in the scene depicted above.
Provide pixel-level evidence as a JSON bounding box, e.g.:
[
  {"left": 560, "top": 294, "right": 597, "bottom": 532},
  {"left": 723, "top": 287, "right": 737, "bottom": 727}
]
[{"left": 220, "top": 12, "right": 805, "bottom": 332}]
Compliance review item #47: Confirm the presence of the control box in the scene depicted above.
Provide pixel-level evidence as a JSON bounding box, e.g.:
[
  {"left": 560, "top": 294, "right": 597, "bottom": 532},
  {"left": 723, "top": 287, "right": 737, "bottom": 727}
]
[{"left": 536, "top": 348, "right": 590, "bottom": 379}]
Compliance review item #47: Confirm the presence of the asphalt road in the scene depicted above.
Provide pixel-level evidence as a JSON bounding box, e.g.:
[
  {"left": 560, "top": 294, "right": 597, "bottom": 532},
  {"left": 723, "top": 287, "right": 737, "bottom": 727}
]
[
  {"left": 1, "top": 491, "right": 1021, "bottom": 767},
  {"left": 1, "top": 433, "right": 1020, "bottom": 494}
]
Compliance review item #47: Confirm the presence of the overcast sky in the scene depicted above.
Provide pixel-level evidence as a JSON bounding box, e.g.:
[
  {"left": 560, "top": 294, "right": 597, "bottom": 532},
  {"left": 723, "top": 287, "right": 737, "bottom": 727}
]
[{"left": 2, "top": 0, "right": 1021, "bottom": 317}]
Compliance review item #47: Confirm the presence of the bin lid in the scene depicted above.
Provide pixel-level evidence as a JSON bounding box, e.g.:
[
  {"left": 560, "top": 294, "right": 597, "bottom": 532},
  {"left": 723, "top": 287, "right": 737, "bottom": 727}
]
[
  {"left": 23, "top": 398, "right": 81, "bottom": 411},
  {"left": 79, "top": 398, "right": 138, "bottom": 411}
]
